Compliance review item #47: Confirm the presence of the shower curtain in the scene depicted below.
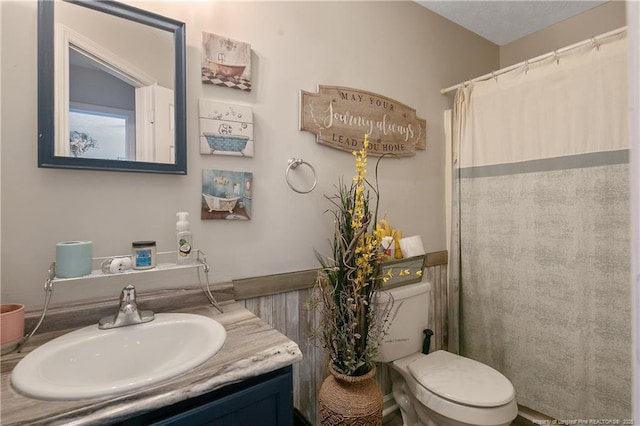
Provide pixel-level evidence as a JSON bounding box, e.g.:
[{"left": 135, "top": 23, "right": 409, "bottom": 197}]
[{"left": 449, "top": 32, "right": 631, "bottom": 419}]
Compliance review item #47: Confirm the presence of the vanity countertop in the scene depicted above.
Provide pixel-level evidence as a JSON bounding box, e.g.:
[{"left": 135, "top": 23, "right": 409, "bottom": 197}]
[{"left": 0, "top": 290, "right": 303, "bottom": 425}]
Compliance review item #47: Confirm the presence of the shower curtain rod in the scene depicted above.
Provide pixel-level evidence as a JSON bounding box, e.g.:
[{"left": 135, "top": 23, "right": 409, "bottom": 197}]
[{"left": 440, "top": 26, "right": 627, "bottom": 95}]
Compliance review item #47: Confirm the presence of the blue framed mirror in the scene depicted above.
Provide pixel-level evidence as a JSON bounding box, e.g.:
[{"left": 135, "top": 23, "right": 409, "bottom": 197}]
[{"left": 38, "top": 0, "right": 187, "bottom": 174}]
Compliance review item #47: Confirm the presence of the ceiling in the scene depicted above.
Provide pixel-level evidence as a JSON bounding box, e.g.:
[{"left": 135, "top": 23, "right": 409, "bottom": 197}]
[{"left": 415, "top": 1, "right": 608, "bottom": 46}]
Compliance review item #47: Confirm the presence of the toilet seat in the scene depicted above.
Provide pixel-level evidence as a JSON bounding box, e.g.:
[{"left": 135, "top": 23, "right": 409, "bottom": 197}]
[{"left": 407, "top": 350, "right": 515, "bottom": 408}]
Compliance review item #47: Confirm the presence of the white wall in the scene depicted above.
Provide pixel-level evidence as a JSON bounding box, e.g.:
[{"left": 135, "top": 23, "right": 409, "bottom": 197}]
[
  {"left": 0, "top": 0, "right": 3, "bottom": 294},
  {"left": 0, "top": 1, "right": 498, "bottom": 309},
  {"left": 628, "top": 0, "right": 640, "bottom": 419}
]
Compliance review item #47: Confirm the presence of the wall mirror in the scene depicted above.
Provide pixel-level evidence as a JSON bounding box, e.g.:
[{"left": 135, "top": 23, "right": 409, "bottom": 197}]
[{"left": 38, "top": 0, "right": 187, "bottom": 174}]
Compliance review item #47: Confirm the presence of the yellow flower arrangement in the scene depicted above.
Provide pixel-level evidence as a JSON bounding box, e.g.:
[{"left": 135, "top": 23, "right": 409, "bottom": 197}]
[{"left": 311, "top": 134, "right": 391, "bottom": 376}]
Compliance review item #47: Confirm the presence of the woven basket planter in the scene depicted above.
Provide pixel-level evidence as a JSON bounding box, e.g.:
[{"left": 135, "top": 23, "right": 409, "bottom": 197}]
[{"left": 319, "top": 364, "right": 383, "bottom": 426}]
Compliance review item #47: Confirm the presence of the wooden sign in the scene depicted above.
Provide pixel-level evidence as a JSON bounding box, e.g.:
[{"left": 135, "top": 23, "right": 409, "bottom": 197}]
[{"left": 300, "top": 85, "right": 426, "bottom": 156}]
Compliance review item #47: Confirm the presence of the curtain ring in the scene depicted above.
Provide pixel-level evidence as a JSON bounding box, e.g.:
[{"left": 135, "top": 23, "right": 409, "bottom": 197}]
[
  {"left": 491, "top": 72, "right": 498, "bottom": 82},
  {"left": 286, "top": 158, "right": 317, "bottom": 194},
  {"left": 591, "top": 37, "right": 601, "bottom": 51},
  {"left": 523, "top": 60, "right": 530, "bottom": 75},
  {"left": 553, "top": 50, "right": 560, "bottom": 65}
]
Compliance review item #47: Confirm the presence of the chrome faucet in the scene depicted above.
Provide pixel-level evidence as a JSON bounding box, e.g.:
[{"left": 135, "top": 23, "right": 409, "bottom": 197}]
[{"left": 98, "top": 285, "right": 155, "bottom": 329}]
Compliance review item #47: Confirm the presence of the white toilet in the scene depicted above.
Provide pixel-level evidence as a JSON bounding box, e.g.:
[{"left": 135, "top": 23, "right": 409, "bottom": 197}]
[{"left": 375, "top": 280, "right": 518, "bottom": 426}]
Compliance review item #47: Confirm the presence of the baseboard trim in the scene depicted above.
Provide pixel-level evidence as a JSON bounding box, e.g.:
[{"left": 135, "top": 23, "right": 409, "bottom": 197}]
[
  {"left": 233, "top": 251, "right": 448, "bottom": 301},
  {"left": 382, "top": 393, "right": 400, "bottom": 419},
  {"left": 517, "top": 405, "right": 555, "bottom": 422}
]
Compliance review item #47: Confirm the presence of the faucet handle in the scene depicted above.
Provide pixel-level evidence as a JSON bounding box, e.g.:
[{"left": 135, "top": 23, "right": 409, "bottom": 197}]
[
  {"left": 120, "top": 285, "right": 137, "bottom": 304},
  {"left": 99, "top": 284, "right": 154, "bottom": 329}
]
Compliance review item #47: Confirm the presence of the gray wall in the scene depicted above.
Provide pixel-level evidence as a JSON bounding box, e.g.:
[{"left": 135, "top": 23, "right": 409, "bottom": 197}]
[
  {"left": 1, "top": 1, "right": 497, "bottom": 309},
  {"left": 500, "top": 1, "right": 626, "bottom": 67}
]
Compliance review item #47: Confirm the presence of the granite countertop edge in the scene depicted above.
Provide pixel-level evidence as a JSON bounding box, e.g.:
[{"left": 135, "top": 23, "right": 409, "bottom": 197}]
[{"left": 0, "top": 286, "right": 303, "bottom": 426}]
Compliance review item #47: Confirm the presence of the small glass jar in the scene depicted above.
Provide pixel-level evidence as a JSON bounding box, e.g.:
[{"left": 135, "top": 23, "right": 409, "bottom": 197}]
[{"left": 131, "top": 241, "right": 157, "bottom": 270}]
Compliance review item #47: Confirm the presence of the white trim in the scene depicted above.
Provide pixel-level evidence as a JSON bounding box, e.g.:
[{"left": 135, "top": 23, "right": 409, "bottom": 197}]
[
  {"left": 56, "top": 24, "right": 155, "bottom": 87},
  {"left": 628, "top": 0, "right": 640, "bottom": 421},
  {"left": 55, "top": 24, "right": 70, "bottom": 156},
  {"left": 381, "top": 393, "right": 400, "bottom": 419},
  {"left": 135, "top": 85, "right": 156, "bottom": 162},
  {"left": 54, "top": 24, "right": 156, "bottom": 157}
]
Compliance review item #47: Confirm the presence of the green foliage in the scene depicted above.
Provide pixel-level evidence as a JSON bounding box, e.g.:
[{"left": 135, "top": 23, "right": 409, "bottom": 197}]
[{"left": 310, "top": 138, "right": 391, "bottom": 377}]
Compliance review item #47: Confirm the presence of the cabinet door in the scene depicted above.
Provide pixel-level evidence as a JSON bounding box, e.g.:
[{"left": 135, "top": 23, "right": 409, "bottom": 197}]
[{"left": 150, "top": 368, "right": 293, "bottom": 426}]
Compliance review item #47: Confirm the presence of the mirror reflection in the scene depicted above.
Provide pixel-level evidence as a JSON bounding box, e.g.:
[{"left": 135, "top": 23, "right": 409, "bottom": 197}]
[
  {"left": 38, "top": 0, "right": 187, "bottom": 174},
  {"left": 68, "top": 49, "right": 137, "bottom": 160}
]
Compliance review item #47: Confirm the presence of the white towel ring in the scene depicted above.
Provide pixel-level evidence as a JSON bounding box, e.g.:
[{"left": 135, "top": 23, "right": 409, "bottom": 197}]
[{"left": 286, "top": 157, "right": 317, "bottom": 194}]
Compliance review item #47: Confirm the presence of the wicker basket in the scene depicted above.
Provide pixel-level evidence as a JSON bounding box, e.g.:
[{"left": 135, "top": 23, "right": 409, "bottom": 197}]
[{"left": 319, "top": 364, "right": 383, "bottom": 426}]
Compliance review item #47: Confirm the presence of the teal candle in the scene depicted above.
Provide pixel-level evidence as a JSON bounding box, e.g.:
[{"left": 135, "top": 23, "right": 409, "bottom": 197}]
[{"left": 56, "top": 241, "right": 93, "bottom": 278}]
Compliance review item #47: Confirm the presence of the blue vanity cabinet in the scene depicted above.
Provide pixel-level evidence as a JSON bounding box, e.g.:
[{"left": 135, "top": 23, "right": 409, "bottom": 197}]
[{"left": 117, "top": 366, "right": 293, "bottom": 426}]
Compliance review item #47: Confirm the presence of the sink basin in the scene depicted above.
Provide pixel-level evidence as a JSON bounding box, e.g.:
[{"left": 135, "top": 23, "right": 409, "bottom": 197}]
[{"left": 11, "top": 313, "right": 226, "bottom": 400}]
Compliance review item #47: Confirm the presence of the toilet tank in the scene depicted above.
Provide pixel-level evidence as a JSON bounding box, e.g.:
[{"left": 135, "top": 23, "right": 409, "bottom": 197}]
[{"left": 374, "top": 279, "right": 431, "bottom": 363}]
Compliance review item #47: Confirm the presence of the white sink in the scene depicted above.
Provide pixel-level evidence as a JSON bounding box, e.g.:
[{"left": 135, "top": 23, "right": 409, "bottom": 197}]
[{"left": 11, "top": 313, "right": 226, "bottom": 400}]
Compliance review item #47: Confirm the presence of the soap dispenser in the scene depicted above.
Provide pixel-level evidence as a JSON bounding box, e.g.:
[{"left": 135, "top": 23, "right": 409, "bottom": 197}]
[{"left": 176, "top": 212, "right": 194, "bottom": 264}]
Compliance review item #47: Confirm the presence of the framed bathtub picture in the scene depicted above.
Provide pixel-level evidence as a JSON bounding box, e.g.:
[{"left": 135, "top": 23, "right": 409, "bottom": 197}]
[
  {"left": 202, "top": 169, "right": 253, "bottom": 221},
  {"left": 201, "top": 33, "right": 252, "bottom": 92},
  {"left": 199, "top": 100, "right": 254, "bottom": 157}
]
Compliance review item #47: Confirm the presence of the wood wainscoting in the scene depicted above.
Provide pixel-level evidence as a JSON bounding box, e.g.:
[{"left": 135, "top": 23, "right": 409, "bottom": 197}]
[{"left": 233, "top": 251, "right": 448, "bottom": 425}]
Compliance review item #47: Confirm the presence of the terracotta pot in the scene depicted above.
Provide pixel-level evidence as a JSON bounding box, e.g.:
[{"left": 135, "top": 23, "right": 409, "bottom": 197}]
[
  {"left": 0, "top": 304, "right": 25, "bottom": 354},
  {"left": 319, "top": 364, "right": 383, "bottom": 426}
]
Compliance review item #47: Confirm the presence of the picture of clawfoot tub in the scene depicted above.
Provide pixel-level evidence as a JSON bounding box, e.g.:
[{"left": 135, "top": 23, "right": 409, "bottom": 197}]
[
  {"left": 203, "top": 134, "right": 249, "bottom": 155},
  {"left": 206, "top": 59, "right": 246, "bottom": 82},
  {"left": 202, "top": 193, "right": 240, "bottom": 213}
]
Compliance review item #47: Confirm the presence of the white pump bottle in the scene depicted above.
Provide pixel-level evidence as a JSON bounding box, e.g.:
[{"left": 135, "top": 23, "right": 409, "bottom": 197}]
[{"left": 176, "top": 212, "right": 194, "bottom": 264}]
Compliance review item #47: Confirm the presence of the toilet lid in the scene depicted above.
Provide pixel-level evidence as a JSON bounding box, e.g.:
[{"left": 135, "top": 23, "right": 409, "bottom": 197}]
[{"left": 407, "top": 351, "right": 515, "bottom": 407}]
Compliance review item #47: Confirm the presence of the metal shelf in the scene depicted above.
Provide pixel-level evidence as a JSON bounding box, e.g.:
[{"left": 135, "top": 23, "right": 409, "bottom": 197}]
[
  {"left": 18, "top": 249, "right": 220, "bottom": 353},
  {"left": 49, "top": 250, "right": 209, "bottom": 285}
]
